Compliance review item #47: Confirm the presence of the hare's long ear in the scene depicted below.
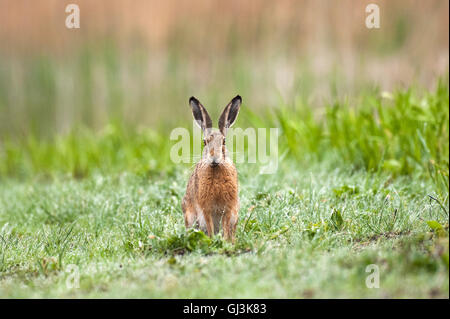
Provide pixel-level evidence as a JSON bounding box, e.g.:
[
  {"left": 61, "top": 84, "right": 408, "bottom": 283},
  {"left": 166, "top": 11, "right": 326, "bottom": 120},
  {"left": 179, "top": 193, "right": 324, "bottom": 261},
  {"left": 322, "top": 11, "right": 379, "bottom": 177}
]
[
  {"left": 189, "top": 97, "right": 212, "bottom": 135},
  {"left": 219, "top": 95, "right": 241, "bottom": 136}
]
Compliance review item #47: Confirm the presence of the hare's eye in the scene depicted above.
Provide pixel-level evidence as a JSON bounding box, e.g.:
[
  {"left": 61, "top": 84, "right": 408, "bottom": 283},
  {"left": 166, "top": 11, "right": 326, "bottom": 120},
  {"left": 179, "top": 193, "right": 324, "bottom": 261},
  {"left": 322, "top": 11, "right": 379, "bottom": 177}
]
[{"left": 223, "top": 138, "right": 226, "bottom": 145}]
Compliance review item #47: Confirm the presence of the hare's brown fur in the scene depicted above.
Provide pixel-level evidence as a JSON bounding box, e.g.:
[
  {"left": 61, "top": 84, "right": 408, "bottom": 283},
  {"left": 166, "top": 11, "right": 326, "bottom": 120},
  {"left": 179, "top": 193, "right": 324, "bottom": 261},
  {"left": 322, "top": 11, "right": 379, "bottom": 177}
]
[
  {"left": 182, "top": 159, "right": 239, "bottom": 240},
  {"left": 182, "top": 96, "right": 241, "bottom": 242}
]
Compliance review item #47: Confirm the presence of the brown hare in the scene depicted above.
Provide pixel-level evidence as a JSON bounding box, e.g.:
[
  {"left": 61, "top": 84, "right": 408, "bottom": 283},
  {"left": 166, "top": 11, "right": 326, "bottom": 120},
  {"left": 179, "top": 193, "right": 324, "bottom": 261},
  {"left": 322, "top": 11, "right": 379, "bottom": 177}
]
[{"left": 182, "top": 95, "right": 242, "bottom": 243}]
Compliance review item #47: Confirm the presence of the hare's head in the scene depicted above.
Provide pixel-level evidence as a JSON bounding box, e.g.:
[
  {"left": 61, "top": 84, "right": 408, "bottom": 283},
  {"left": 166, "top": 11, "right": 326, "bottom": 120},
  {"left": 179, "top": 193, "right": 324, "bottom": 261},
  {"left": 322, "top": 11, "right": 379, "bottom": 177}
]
[{"left": 189, "top": 95, "right": 242, "bottom": 168}]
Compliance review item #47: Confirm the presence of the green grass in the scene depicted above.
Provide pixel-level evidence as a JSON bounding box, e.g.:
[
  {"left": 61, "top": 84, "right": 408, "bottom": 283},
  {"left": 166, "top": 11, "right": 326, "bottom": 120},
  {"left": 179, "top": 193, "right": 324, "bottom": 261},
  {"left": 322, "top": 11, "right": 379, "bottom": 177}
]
[
  {"left": 0, "top": 162, "right": 448, "bottom": 298},
  {"left": 0, "top": 82, "right": 448, "bottom": 298}
]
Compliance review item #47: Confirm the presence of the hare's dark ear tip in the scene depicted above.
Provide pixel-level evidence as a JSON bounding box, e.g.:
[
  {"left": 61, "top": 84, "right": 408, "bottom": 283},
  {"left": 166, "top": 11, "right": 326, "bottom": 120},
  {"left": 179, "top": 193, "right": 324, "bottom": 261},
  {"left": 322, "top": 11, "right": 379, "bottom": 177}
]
[
  {"left": 189, "top": 96, "right": 199, "bottom": 104},
  {"left": 232, "top": 95, "right": 242, "bottom": 103}
]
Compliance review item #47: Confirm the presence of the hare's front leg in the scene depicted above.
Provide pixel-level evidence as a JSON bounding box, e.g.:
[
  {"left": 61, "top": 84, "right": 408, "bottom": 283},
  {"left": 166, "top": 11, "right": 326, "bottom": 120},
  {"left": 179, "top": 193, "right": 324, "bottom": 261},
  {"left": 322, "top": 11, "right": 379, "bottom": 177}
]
[
  {"left": 222, "top": 209, "right": 239, "bottom": 243},
  {"left": 195, "top": 207, "right": 215, "bottom": 237},
  {"left": 182, "top": 199, "right": 196, "bottom": 228},
  {"left": 203, "top": 212, "right": 215, "bottom": 237},
  {"left": 184, "top": 209, "right": 196, "bottom": 228}
]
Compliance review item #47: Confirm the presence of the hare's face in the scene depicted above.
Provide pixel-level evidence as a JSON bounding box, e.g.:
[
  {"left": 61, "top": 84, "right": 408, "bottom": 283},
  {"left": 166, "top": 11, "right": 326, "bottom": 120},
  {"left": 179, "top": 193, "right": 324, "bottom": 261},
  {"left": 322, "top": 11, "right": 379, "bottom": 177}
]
[
  {"left": 189, "top": 95, "right": 241, "bottom": 168},
  {"left": 203, "top": 130, "right": 226, "bottom": 167}
]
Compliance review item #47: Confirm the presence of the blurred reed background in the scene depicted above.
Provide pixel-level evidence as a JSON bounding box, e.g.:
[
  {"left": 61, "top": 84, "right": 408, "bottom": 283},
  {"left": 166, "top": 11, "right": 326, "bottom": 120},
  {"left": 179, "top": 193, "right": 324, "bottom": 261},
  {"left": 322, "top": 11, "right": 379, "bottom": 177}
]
[{"left": 0, "top": 0, "right": 448, "bottom": 139}]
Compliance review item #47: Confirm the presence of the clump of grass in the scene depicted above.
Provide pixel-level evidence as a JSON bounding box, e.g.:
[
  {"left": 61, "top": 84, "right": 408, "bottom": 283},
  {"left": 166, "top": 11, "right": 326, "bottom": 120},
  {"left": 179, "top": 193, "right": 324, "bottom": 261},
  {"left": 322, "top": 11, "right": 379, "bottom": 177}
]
[
  {"left": 272, "top": 80, "right": 449, "bottom": 198},
  {"left": 148, "top": 229, "right": 239, "bottom": 256},
  {"left": 0, "top": 121, "right": 174, "bottom": 179}
]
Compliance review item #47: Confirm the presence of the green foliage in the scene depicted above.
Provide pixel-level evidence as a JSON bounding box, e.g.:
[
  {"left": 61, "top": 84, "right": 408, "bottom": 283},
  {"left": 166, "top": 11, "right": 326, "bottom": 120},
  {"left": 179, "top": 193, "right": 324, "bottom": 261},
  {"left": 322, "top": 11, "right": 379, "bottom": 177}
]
[
  {"left": 273, "top": 81, "right": 449, "bottom": 198},
  {"left": 0, "top": 80, "right": 448, "bottom": 298},
  {"left": 151, "top": 229, "right": 213, "bottom": 255},
  {"left": 329, "top": 208, "right": 344, "bottom": 231},
  {"left": 333, "top": 185, "right": 360, "bottom": 198},
  {"left": 1, "top": 80, "right": 448, "bottom": 199},
  {"left": 0, "top": 122, "right": 174, "bottom": 179},
  {"left": 0, "top": 164, "right": 448, "bottom": 298},
  {"left": 426, "top": 220, "right": 447, "bottom": 238}
]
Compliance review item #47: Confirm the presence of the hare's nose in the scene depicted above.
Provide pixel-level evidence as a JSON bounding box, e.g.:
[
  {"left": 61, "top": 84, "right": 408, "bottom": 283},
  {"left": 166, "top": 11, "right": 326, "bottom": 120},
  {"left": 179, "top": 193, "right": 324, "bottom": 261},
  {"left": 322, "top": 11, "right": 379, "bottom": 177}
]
[{"left": 211, "top": 159, "right": 219, "bottom": 167}]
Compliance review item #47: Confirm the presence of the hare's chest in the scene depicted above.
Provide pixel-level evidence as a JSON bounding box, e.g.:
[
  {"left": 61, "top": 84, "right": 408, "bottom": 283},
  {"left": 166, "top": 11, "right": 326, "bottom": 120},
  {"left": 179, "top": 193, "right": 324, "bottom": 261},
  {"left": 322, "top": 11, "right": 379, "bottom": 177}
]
[{"left": 197, "top": 168, "right": 238, "bottom": 207}]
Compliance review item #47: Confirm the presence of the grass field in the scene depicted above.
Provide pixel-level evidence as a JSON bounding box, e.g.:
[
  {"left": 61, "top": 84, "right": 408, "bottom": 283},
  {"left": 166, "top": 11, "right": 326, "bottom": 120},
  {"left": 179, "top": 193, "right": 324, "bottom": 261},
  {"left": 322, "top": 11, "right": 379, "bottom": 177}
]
[
  {"left": 0, "top": 0, "right": 448, "bottom": 299},
  {"left": 0, "top": 82, "right": 448, "bottom": 298}
]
